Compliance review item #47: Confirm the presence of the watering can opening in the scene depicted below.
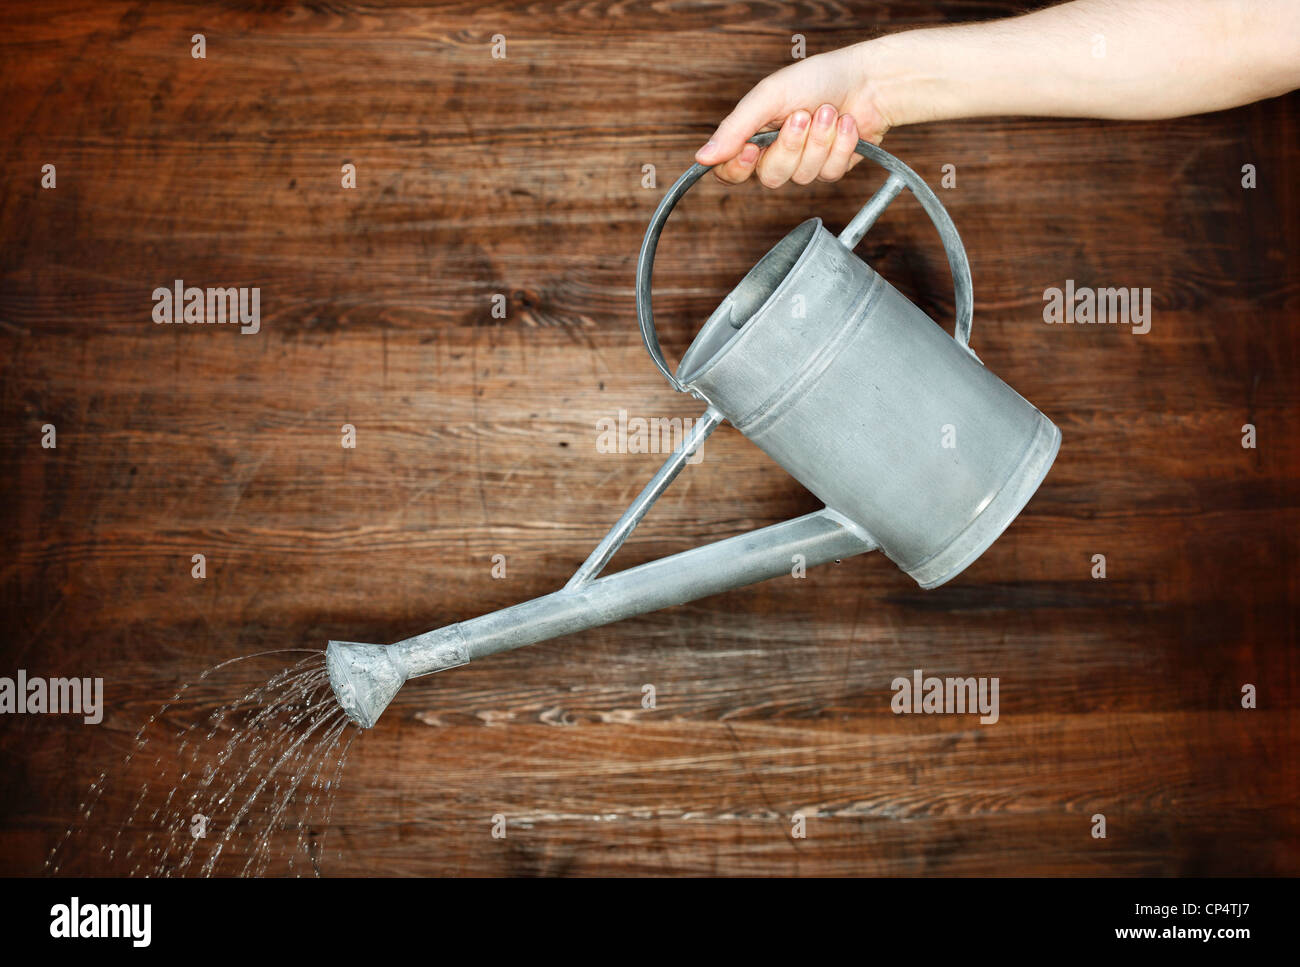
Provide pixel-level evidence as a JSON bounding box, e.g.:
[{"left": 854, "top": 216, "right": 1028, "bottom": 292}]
[{"left": 677, "top": 218, "right": 822, "bottom": 386}]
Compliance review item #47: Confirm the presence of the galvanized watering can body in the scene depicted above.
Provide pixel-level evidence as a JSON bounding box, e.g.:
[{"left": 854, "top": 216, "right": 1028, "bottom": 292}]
[
  {"left": 676, "top": 216, "right": 1058, "bottom": 588},
  {"left": 327, "top": 132, "right": 1060, "bottom": 727}
]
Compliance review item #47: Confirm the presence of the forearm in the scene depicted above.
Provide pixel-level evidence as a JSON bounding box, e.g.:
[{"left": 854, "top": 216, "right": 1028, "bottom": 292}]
[{"left": 865, "top": 0, "right": 1300, "bottom": 127}]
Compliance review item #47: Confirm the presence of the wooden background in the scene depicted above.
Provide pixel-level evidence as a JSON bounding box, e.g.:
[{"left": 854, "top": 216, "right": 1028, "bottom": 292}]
[{"left": 1, "top": 0, "right": 1297, "bottom": 876}]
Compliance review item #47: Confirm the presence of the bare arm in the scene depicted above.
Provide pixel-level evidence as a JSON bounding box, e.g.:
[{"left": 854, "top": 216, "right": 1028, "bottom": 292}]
[{"left": 698, "top": 0, "right": 1300, "bottom": 187}]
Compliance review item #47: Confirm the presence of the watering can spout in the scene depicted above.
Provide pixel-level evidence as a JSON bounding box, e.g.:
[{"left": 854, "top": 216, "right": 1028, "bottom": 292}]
[{"left": 327, "top": 507, "right": 877, "bottom": 727}]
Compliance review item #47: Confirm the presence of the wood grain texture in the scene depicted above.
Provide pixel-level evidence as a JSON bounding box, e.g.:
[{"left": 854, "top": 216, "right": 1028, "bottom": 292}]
[{"left": 1, "top": 0, "right": 1297, "bottom": 876}]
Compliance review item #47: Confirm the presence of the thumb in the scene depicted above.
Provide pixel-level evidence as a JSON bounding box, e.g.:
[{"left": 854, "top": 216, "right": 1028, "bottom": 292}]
[{"left": 695, "top": 81, "right": 785, "bottom": 166}]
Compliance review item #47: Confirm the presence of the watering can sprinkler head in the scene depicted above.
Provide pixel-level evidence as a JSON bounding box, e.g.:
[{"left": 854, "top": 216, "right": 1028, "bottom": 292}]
[
  {"left": 328, "top": 131, "right": 1061, "bottom": 728},
  {"left": 325, "top": 641, "right": 408, "bottom": 729}
]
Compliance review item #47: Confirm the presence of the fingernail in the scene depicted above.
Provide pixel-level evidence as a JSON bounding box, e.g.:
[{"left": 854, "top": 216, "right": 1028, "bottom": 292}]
[
  {"left": 816, "top": 105, "right": 835, "bottom": 127},
  {"left": 838, "top": 115, "right": 856, "bottom": 135},
  {"left": 789, "top": 111, "right": 810, "bottom": 132},
  {"left": 696, "top": 138, "right": 717, "bottom": 160},
  {"left": 739, "top": 144, "right": 759, "bottom": 165}
]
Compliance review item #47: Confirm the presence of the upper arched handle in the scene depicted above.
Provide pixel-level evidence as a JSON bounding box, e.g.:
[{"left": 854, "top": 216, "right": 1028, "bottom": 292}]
[{"left": 636, "top": 130, "right": 976, "bottom": 392}]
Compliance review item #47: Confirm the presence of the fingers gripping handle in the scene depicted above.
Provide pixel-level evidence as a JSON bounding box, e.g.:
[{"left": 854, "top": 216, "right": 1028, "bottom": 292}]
[{"left": 636, "top": 130, "right": 977, "bottom": 392}]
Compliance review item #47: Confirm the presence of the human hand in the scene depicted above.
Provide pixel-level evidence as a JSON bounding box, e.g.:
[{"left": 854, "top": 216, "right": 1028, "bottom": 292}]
[{"left": 694, "top": 43, "right": 891, "bottom": 188}]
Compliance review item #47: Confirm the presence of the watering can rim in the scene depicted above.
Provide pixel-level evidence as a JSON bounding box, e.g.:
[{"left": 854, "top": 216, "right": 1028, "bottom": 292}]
[{"left": 676, "top": 215, "right": 825, "bottom": 388}]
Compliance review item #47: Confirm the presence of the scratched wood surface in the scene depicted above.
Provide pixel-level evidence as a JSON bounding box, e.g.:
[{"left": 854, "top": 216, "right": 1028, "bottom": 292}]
[{"left": 1, "top": 1, "right": 1297, "bottom": 876}]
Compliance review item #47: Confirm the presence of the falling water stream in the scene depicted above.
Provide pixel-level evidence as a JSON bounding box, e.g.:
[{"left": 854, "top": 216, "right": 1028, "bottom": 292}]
[{"left": 46, "top": 649, "right": 360, "bottom": 877}]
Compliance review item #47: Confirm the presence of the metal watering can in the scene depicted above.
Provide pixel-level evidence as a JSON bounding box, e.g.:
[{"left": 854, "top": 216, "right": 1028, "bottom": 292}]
[{"left": 327, "top": 132, "right": 1061, "bottom": 728}]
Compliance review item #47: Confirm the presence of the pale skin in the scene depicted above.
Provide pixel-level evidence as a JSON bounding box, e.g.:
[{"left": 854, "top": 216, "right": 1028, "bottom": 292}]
[{"left": 696, "top": 0, "right": 1300, "bottom": 187}]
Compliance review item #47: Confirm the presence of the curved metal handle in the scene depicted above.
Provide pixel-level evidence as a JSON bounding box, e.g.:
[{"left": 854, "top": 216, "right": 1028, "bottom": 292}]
[{"left": 636, "top": 130, "right": 976, "bottom": 392}]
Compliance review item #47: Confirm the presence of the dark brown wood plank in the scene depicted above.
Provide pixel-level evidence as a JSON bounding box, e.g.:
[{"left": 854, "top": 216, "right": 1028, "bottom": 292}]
[{"left": 0, "top": 0, "right": 1296, "bottom": 876}]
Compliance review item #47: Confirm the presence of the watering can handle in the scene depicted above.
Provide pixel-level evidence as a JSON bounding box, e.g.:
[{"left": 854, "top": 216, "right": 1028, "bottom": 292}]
[{"left": 636, "top": 130, "right": 977, "bottom": 392}]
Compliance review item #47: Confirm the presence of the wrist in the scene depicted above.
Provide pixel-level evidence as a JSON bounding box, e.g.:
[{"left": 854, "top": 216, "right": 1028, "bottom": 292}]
[{"left": 855, "top": 28, "right": 969, "bottom": 130}]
